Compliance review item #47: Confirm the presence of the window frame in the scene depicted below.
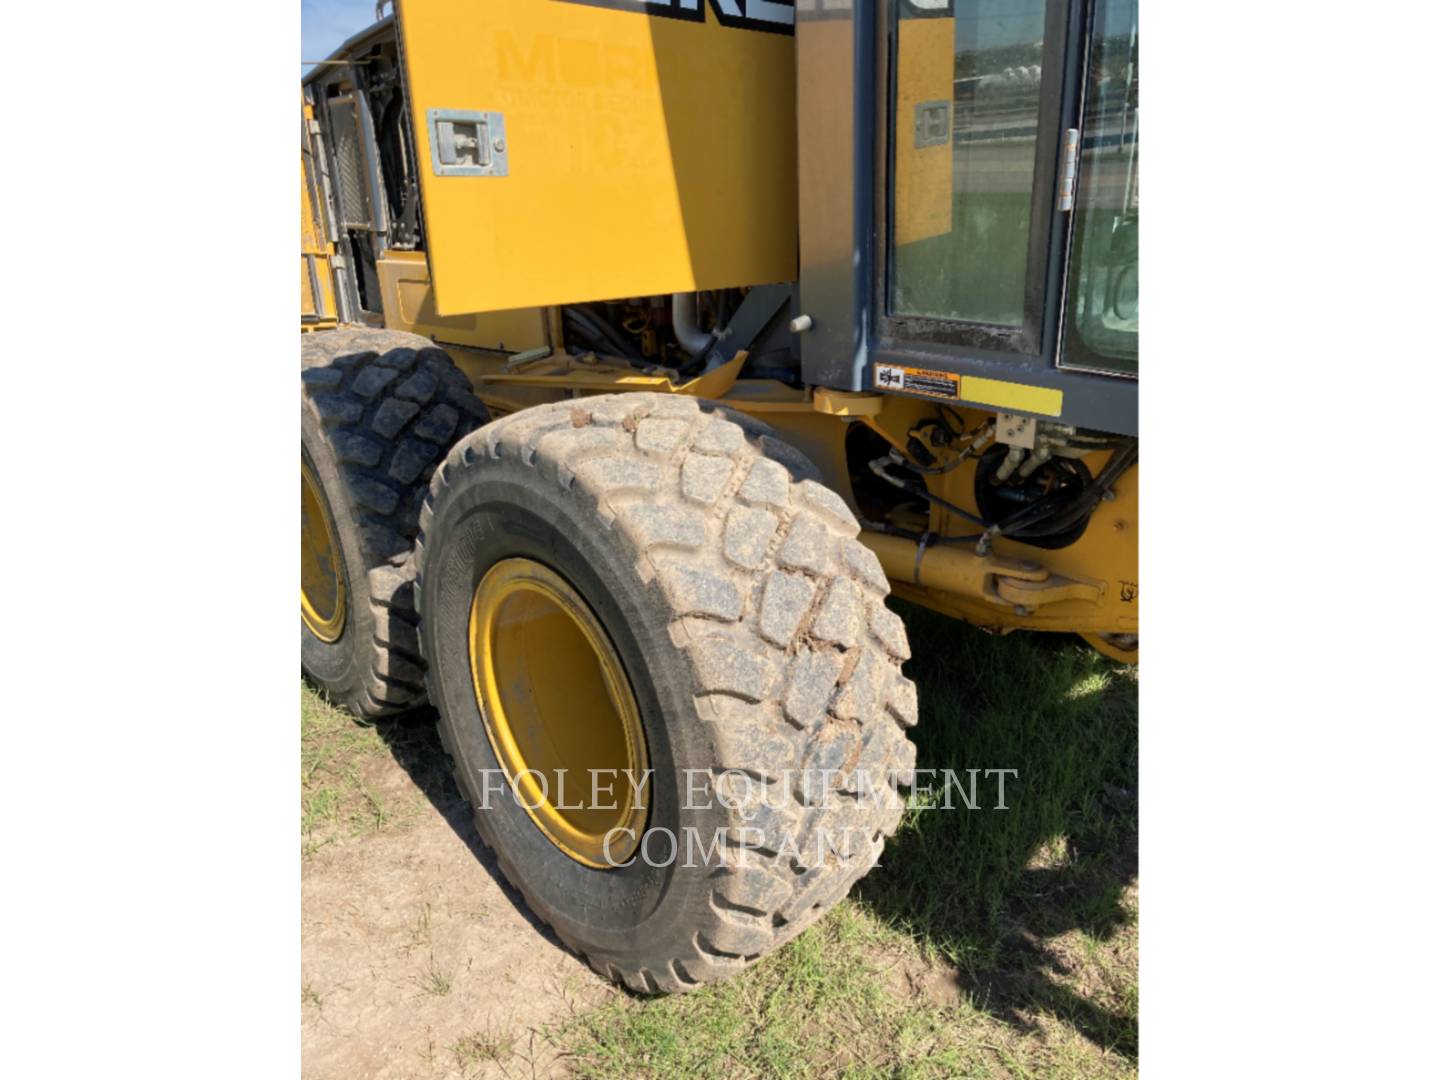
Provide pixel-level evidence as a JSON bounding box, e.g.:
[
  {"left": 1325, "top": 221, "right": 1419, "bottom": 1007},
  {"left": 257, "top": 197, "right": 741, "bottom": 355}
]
[
  {"left": 876, "top": 0, "right": 1080, "bottom": 361},
  {"left": 1055, "top": 0, "right": 1140, "bottom": 379}
]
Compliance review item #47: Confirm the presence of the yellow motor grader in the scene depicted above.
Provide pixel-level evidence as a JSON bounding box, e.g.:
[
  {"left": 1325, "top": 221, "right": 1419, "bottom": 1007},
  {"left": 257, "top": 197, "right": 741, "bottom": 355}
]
[{"left": 301, "top": 0, "right": 1137, "bottom": 992}]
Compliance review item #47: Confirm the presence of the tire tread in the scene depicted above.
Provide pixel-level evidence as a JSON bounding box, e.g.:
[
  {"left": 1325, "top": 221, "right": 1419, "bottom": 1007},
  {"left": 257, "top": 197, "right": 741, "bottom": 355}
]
[
  {"left": 302, "top": 328, "right": 488, "bottom": 719},
  {"left": 414, "top": 393, "right": 917, "bottom": 991}
]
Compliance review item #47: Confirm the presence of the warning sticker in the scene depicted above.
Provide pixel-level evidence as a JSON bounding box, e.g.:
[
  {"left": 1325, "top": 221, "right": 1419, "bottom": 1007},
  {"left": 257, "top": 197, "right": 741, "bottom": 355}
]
[
  {"left": 873, "top": 363, "right": 960, "bottom": 400},
  {"left": 872, "top": 366, "right": 1065, "bottom": 415}
]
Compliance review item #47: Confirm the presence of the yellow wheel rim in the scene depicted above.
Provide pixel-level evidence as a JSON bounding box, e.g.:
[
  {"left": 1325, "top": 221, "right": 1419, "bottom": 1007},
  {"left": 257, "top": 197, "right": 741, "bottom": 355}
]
[
  {"left": 468, "top": 559, "right": 650, "bottom": 868},
  {"left": 301, "top": 461, "right": 346, "bottom": 643}
]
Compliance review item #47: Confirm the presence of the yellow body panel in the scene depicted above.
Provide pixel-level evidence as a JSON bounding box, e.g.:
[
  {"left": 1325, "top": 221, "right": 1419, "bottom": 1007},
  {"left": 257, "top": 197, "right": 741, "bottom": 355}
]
[
  {"left": 301, "top": 256, "right": 320, "bottom": 320},
  {"left": 399, "top": 0, "right": 797, "bottom": 315},
  {"left": 893, "top": 12, "right": 956, "bottom": 245},
  {"left": 961, "top": 375, "right": 1064, "bottom": 417},
  {"left": 377, "top": 251, "right": 550, "bottom": 352}
]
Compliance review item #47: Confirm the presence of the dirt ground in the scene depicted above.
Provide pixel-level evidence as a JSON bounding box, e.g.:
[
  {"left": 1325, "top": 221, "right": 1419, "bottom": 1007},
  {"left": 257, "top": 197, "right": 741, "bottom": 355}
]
[
  {"left": 301, "top": 811, "right": 617, "bottom": 1077},
  {"left": 301, "top": 696, "right": 620, "bottom": 1079}
]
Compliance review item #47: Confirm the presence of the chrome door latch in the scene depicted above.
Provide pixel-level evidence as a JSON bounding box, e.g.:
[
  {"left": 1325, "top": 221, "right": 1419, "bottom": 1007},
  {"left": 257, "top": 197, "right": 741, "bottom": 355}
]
[
  {"left": 428, "top": 109, "right": 508, "bottom": 177},
  {"left": 1057, "top": 128, "right": 1080, "bottom": 211}
]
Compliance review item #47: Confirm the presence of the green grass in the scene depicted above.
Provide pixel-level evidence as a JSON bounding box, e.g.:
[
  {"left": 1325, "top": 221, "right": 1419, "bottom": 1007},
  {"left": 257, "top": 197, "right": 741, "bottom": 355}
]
[
  {"left": 857, "top": 604, "right": 1138, "bottom": 973},
  {"left": 415, "top": 952, "right": 455, "bottom": 998},
  {"left": 300, "top": 688, "right": 395, "bottom": 854},
  {"left": 554, "top": 606, "right": 1138, "bottom": 1078},
  {"left": 453, "top": 1022, "right": 516, "bottom": 1068},
  {"left": 301, "top": 981, "right": 324, "bottom": 1011},
  {"left": 560, "top": 904, "right": 976, "bottom": 1079},
  {"left": 299, "top": 685, "right": 457, "bottom": 855}
]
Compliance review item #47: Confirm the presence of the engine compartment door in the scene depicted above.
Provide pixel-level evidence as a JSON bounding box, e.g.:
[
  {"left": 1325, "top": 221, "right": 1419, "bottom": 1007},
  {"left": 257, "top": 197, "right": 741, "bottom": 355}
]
[{"left": 398, "top": 0, "right": 798, "bottom": 316}]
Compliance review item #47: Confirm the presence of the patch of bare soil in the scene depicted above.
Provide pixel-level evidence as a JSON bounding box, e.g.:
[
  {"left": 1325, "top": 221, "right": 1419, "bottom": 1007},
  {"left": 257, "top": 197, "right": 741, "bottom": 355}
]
[
  {"left": 301, "top": 724, "right": 614, "bottom": 1079},
  {"left": 878, "top": 946, "right": 967, "bottom": 1009}
]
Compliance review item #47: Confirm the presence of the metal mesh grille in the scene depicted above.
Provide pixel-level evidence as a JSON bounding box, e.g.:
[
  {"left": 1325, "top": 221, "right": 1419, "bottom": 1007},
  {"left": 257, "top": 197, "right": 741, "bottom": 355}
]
[{"left": 327, "top": 98, "right": 370, "bottom": 229}]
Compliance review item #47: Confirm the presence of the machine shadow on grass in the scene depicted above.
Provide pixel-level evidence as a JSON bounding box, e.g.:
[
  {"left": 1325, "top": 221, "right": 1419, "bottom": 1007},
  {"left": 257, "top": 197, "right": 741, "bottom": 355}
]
[
  {"left": 855, "top": 601, "right": 1139, "bottom": 1060},
  {"left": 356, "top": 599, "right": 1138, "bottom": 1059}
]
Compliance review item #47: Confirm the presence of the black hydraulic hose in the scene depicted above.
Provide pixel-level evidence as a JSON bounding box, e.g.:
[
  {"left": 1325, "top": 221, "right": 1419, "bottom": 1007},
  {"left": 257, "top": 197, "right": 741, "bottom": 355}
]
[
  {"left": 592, "top": 305, "right": 639, "bottom": 353},
  {"left": 997, "top": 443, "right": 1137, "bottom": 539},
  {"left": 997, "top": 470, "right": 1093, "bottom": 536},
  {"left": 869, "top": 439, "right": 1136, "bottom": 550},
  {"left": 860, "top": 516, "right": 984, "bottom": 547},
  {"left": 561, "top": 311, "right": 606, "bottom": 354},
  {"left": 573, "top": 306, "right": 638, "bottom": 359},
  {"left": 869, "top": 456, "right": 989, "bottom": 528},
  {"left": 564, "top": 307, "right": 642, "bottom": 362}
]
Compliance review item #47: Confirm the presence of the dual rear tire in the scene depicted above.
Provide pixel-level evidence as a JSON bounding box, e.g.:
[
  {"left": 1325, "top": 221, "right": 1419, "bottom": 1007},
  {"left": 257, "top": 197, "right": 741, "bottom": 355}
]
[
  {"left": 300, "top": 329, "right": 489, "bottom": 719},
  {"left": 301, "top": 333, "right": 920, "bottom": 991}
]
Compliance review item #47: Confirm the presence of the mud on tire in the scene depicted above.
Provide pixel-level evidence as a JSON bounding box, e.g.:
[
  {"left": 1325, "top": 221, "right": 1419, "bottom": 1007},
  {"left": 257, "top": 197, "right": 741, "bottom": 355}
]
[
  {"left": 301, "top": 328, "right": 489, "bottom": 720},
  {"left": 415, "top": 392, "right": 919, "bottom": 993}
]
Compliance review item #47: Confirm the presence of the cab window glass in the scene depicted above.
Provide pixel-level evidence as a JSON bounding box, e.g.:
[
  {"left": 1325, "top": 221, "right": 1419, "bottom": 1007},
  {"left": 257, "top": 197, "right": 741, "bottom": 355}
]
[
  {"left": 1062, "top": 0, "right": 1138, "bottom": 374},
  {"left": 890, "top": 0, "right": 1050, "bottom": 328}
]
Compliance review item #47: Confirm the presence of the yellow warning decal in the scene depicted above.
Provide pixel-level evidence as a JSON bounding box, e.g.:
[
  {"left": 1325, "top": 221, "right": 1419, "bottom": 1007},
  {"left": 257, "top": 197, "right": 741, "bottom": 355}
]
[
  {"left": 874, "top": 363, "right": 960, "bottom": 399},
  {"left": 873, "top": 364, "right": 1064, "bottom": 418}
]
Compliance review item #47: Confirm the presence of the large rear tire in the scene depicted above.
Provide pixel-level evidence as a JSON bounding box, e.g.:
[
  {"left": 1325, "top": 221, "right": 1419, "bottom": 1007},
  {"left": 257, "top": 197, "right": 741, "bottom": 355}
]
[
  {"left": 301, "top": 328, "right": 489, "bottom": 720},
  {"left": 415, "top": 393, "right": 919, "bottom": 992}
]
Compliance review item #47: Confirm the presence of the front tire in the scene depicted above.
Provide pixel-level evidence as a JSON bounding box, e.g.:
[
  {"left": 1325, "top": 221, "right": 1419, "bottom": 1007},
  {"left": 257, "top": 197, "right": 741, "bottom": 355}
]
[{"left": 415, "top": 393, "right": 918, "bottom": 992}]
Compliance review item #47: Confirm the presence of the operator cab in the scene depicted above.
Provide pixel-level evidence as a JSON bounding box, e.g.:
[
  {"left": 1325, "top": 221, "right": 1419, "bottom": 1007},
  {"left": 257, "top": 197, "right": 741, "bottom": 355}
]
[{"left": 798, "top": 0, "right": 1138, "bottom": 435}]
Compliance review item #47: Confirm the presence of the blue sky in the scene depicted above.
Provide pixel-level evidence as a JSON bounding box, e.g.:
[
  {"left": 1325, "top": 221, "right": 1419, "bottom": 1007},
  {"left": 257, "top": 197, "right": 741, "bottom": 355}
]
[{"left": 302, "top": 0, "right": 384, "bottom": 69}]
